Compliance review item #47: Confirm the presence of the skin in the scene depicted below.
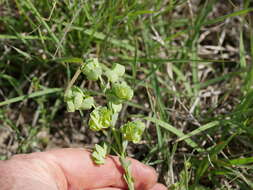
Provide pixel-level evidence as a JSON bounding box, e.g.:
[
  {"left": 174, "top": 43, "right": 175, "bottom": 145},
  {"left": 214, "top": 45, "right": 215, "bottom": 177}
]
[{"left": 0, "top": 148, "right": 167, "bottom": 190}]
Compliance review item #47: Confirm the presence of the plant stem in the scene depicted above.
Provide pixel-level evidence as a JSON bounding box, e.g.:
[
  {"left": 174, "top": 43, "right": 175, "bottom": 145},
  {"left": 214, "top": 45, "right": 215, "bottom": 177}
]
[
  {"left": 119, "top": 154, "right": 135, "bottom": 190},
  {"left": 65, "top": 66, "right": 82, "bottom": 94}
]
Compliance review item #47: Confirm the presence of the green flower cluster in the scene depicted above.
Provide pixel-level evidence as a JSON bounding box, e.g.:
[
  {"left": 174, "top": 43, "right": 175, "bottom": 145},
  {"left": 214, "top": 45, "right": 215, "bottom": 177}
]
[
  {"left": 120, "top": 120, "right": 145, "bottom": 143},
  {"left": 64, "top": 58, "right": 145, "bottom": 169},
  {"left": 105, "top": 64, "right": 133, "bottom": 105},
  {"left": 111, "top": 81, "right": 133, "bottom": 102},
  {"left": 89, "top": 106, "right": 112, "bottom": 131},
  {"left": 64, "top": 86, "right": 94, "bottom": 112}
]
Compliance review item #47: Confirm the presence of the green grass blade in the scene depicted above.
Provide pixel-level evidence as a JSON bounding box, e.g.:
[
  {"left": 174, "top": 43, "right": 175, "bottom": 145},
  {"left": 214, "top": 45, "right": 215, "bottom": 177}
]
[
  {"left": 0, "top": 74, "right": 22, "bottom": 95},
  {"left": 12, "top": 46, "right": 31, "bottom": 59},
  {"left": 52, "top": 57, "right": 83, "bottom": 64},
  {"left": 0, "top": 34, "right": 49, "bottom": 40},
  {"left": 239, "top": 29, "right": 247, "bottom": 68},
  {"left": 144, "top": 117, "right": 204, "bottom": 152},
  {"left": 0, "top": 88, "right": 63, "bottom": 107},
  {"left": 229, "top": 157, "right": 253, "bottom": 165},
  {"left": 176, "top": 121, "right": 220, "bottom": 142},
  {"left": 195, "top": 134, "right": 236, "bottom": 182},
  {"left": 23, "top": 0, "right": 62, "bottom": 51},
  {"left": 204, "top": 8, "right": 253, "bottom": 26},
  {"left": 63, "top": 24, "right": 137, "bottom": 52}
]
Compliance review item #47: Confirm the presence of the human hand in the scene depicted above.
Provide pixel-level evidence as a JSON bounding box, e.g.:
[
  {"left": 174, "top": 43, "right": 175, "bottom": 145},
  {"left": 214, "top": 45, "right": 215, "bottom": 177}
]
[{"left": 0, "top": 148, "right": 167, "bottom": 190}]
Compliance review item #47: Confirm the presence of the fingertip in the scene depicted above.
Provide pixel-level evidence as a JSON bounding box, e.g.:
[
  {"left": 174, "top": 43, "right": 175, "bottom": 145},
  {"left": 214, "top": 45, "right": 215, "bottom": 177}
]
[
  {"left": 131, "top": 159, "right": 158, "bottom": 190},
  {"left": 92, "top": 188, "right": 124, "bottom": 190},
  {"left": 149, "top": 183, "right": 168, "bottom": 190}
]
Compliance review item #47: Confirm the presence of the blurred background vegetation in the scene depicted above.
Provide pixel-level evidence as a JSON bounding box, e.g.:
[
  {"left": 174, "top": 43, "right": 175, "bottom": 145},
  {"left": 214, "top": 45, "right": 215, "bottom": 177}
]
[{"left": 0, "top": 0, "right": 253, "bottom": 189}]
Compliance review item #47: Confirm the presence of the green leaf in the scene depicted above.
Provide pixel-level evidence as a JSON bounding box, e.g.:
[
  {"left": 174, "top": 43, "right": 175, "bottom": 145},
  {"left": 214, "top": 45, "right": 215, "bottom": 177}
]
[{"left": 91, "top": 144, "right": 108, "bottom": 165}]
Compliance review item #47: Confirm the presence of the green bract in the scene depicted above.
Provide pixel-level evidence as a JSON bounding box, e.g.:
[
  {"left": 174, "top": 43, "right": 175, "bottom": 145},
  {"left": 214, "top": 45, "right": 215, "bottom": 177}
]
[
  {"left": 113, "top": 64, "right": 125, "bottom": 77},
  {"left": 110, "top": 102, "right": 122, "bottom": 113},
  {"left": 89, "top": 106, "right": 112, "bottom": 131},
  {"left": 80, "top": 97, "right": 95, "bottom": 110},
  {"left": 111, "top": 81, "right": 133, "bottom": 102},
  {"left": 120, "top": 120, "right": 145, "bottom": 143},
  {"left": 81, "top": 58, "right": 102, "bottom": 81},
  {"left": 105, "top": 64, "right": 125, "bottom": 83},
  {"left": 66, "top": 101, "right": 75, "bottom": 112},
  {"left": 64, "top": 86, "right": 94, "bottom": 112},
  {"left": 91, "top": 144, "right": 108, "bottom": 165}
]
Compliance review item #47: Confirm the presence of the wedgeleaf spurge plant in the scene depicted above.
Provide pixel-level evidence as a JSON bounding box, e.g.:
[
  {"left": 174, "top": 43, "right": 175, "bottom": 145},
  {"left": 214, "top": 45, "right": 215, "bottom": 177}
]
[{"left": 63, "top": 58, "right": 145, "bottom": 190}]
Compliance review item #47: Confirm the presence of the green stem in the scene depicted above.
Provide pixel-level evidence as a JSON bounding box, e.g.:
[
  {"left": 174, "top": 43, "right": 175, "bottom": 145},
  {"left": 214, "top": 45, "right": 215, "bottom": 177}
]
[
  {"left": 109, "top": 105, "right": 135, "bottom": 190},
  {"left": 111, "top": 128, "right": 122, "bottom": 153},
  {"left": 119, "top": 153, "right": 135, "bottom": 190}
]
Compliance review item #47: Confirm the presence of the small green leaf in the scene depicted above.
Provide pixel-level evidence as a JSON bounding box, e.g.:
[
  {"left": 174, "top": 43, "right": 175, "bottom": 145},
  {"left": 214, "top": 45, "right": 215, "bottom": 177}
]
[{"left": 91, "top": 144, "right": 108, "bottom": 165}]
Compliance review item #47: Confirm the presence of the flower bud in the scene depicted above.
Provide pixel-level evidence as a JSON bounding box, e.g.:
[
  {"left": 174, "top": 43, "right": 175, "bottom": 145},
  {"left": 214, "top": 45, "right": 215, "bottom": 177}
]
[
  {"left": 89, "top": 106, "right": 112, "bottom": 131},
  {"left": 120, "top": 120, "right": 145, "bottom": 143},
  {"left": 81, "top": 58, "right": 102, "bottom": 81}
]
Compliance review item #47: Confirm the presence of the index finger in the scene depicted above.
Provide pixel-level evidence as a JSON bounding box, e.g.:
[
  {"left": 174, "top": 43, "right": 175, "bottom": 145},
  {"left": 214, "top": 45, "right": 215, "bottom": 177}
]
[{"left": 28, "top": 148, "right": 158, "bottom": 190}]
